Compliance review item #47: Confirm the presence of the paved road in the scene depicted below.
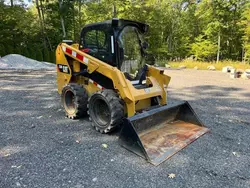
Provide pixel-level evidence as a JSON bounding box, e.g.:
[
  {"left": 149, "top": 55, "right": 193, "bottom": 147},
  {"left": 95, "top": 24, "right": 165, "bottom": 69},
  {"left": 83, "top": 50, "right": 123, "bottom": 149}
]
[{"left": 0, "top": 69, "right": 250, "bottom": 188}]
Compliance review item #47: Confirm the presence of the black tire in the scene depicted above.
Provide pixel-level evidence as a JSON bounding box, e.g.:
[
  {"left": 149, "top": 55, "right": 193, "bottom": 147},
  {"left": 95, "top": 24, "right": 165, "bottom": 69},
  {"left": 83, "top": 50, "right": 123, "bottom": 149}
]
[
  {"left": 88, "top": 89, "right": 124, "bottom": 133},
  {"left": 61, "top": 83, "right": 88, "bottom": 119}
]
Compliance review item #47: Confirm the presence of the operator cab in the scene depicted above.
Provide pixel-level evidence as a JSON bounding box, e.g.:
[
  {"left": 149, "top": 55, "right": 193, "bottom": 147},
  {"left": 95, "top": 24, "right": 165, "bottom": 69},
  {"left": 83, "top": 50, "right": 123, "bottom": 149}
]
[{"left": 80, "top": 18, "right": 150, "bottom": 82}]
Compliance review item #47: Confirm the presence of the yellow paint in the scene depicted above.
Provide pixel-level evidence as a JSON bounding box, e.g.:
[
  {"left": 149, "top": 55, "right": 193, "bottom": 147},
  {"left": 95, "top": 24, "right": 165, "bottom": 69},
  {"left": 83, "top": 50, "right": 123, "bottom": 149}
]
[
  {"left": 56, "top": 45, "right": 72, "bottom": 94},
  {"left": 56, "top": 43, "right": 171, "bottom": 117},
  {"left": 72, "top": 61, "right": 80, "bottom": 72},
  {"left": 83, "top": 81, "right": 101, "bottom": 95},
  {"left": 135, "top": 98, "right": 151, "bottom": 111}
]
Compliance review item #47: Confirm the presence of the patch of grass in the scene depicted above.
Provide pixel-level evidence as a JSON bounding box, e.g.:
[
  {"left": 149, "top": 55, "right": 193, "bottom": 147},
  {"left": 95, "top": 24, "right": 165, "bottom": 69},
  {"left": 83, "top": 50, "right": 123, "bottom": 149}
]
[{"left": 158, "top": 59, "right": 250, "bottom": 70}]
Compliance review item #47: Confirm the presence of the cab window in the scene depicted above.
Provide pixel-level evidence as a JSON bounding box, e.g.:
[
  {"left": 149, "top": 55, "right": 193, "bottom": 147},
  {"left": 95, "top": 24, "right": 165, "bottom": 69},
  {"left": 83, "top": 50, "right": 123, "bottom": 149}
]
[
  {"left": 118, "top": 26, "right": 142, "bottom": 74},
  {"left": 84, "top": 30, "right": 107, "bottom": 50}
]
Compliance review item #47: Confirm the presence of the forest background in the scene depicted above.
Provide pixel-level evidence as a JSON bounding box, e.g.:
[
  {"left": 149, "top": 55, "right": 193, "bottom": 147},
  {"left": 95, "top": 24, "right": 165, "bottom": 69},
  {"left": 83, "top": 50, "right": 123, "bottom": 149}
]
[{"left": 1, "top": 0, "right": 250, "bottom": 68}]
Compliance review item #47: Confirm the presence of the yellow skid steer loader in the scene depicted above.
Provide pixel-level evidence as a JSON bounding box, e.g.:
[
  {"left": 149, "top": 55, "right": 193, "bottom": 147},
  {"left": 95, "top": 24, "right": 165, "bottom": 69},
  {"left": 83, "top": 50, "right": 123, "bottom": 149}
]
[{"left": 56, "top": 18, "right": 209, "bottom": 165}]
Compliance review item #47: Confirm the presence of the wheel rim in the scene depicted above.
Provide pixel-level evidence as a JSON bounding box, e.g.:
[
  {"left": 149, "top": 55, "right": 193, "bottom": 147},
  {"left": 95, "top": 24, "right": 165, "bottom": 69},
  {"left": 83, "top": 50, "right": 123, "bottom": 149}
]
[
  {"left": 64, "top": 89, "right": 76, "bottom": 115},
  {"left": 92, "top": 98, "right": 111, "bottom": 127}
]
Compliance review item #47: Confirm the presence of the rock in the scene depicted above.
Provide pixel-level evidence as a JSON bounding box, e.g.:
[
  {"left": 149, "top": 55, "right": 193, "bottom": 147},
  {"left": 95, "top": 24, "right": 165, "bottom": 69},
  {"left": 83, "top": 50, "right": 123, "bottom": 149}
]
[
  {"left": 194, "top": 66, "right": 198, "bottom": 70},
  {"left": 245, "top": 69, "right": 250, "bottom": 74},
  {"left": 165, "top": 64, "right": 171, "bottom": 68},
  {"left": 179, "top": 65, "right": 186, "bottom": 69},
  {"left": 30, "top": 124, "right": 36, "bottom": 129},
  {"left": 63, "top": 168, "right": 67, "bottom": 172},
  {"left": 207, "top": 65, "right": 216, "bottom": 71},
  {"left": 245, "top": 69, "right": 250, "bottom": 79},
  {"left": 222, "top": 67, "right": 227, "bottom": 73},
  {"left": 230, "top": 69, "right": 236, "bottom": 79},
  {"left": 236, "top": 69, "right": 244, "bottom": 78},
  {"left": 241, "top": 72, "right": 250, "bottom": 79},
  {"left": 232, "top": 152, "right": 238, "bottom": 156},
  {"left": 168, "top": 173, "right": 176, "bottom": 178},
  {"left": 236, "top": 69, "right": 244, "bottom": 73},
  {"left": 16, "top": 182, "right": 21, "bottom": 187},
  {"left": 222, "top": 66, "right": 234, "bottom": 73},
  {"left": 102, "top": 143, "right": 108, "bottom": 148}
]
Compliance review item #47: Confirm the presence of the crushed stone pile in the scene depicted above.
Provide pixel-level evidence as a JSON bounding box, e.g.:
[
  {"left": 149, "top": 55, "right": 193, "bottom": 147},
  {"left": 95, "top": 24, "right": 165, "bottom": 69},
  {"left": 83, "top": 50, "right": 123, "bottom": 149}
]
[{"left": 0, "top": 54, "right": 55, "bottom": 70}]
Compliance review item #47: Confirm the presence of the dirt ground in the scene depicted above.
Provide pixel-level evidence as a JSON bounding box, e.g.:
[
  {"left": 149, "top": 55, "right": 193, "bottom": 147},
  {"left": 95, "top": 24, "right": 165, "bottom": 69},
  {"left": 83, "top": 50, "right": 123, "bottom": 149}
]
[{"left": 0, "top": 69, "right": 250, "bottom": 188}]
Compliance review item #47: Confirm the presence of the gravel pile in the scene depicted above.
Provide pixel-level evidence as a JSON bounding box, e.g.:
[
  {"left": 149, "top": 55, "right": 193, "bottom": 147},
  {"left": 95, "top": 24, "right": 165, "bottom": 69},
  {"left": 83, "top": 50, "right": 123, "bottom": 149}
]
[{"left": 0, "top": 54, "right": 55, "bottom": 70}]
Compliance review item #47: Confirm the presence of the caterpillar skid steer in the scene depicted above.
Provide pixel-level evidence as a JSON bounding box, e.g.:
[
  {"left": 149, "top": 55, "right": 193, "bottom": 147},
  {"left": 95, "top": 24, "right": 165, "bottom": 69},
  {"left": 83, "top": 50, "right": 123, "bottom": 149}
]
[{"left": 56, "top": 18, "right": 209, "bottom": 165}]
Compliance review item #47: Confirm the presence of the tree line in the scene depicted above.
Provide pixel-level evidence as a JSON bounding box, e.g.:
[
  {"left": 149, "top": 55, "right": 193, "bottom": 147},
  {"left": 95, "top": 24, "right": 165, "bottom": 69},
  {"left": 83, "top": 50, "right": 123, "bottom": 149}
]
[{"left": 0, "top": 0, "right": 250, "bottom": 63}]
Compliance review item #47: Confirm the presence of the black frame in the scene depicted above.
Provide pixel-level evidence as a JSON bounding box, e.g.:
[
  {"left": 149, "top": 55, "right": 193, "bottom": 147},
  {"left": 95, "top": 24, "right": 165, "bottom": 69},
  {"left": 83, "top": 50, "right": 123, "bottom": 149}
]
[{"left": 79, "top": 18, "right": 149, "bottom": 69}]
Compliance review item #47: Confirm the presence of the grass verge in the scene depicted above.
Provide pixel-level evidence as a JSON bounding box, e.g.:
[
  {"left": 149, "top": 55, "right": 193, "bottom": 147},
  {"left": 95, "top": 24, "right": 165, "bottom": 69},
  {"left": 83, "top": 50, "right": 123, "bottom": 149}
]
[{"left": 159, "top": 60, "right": 250, "bottom": 70}]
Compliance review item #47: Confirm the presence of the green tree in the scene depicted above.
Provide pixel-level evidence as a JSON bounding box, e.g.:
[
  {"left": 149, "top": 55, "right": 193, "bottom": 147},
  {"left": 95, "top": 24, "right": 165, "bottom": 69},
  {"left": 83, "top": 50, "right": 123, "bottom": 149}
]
[
  {"left": 14, "top": 47, "right": 21, "bottom": 54},
  {"left": 195, "top": 0, "right": 247, "bottom": 61},
  {"left": 191, "top": 36, "right": 217, "bottom": 60},
  {"left": 36, "top": 50, "right": 43, "bottom": 61},
  {"left": 242, "top": 2, "right": 250, "bottom": 62},
  {"left": 21, "top": 48, "right": 29, "bottom": 57},
  {"left": 43, "top": 48, "right": 50, "bottom": 62},
  {"left": 0, "top": 0, "right": 250, "bottom": 63},
  {"left": 50, "top": 50, "right": 56, "bottom": 64},
  {"left": 0, "top": 43, "right": 6, "bottom": 56},
  {"left": 6, "top": 45, "right": 14, "bottom": 55},
  {"left": 28, "top": 48, "right": 37, "bottom": 60}
]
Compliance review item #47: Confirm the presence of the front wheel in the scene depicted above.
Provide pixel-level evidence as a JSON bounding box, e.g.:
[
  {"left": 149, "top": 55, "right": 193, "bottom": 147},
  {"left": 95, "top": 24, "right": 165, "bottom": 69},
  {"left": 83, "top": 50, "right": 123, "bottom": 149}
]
[
  {"left": 88, "top": 89, "right": 124, "bottom": 133},
  {"left": 61, "top": 84, "right": 88, "bottom": 119}
]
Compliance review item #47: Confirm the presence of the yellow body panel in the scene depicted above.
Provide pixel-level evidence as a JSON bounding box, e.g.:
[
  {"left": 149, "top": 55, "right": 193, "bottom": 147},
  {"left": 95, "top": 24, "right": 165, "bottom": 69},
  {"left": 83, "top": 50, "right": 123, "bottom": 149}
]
[
  {"left": 56, "top": 43, "right": 171, "bottom": 117},
  {"left": 135, "top": 99, "right": 151, "bottom": 111},
  {"left": 72, "top": 61, "right": 80, "bottom": 72},
  {"left": 56, "top": 46, "right": 72, "bottom": 93}
]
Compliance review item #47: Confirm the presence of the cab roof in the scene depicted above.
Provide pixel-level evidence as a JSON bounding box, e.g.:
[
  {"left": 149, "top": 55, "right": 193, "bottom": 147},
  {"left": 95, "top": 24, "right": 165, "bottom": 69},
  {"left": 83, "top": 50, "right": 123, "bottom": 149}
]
[{"left": 82, "top": 18, "right": 149, "bottom": 34}]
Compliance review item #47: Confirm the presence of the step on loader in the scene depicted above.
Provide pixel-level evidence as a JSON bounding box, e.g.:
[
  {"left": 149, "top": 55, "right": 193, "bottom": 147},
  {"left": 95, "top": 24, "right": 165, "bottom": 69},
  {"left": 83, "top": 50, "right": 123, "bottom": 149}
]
[{"left": 56, "top": 18, "right": 209, "bottom": 165}]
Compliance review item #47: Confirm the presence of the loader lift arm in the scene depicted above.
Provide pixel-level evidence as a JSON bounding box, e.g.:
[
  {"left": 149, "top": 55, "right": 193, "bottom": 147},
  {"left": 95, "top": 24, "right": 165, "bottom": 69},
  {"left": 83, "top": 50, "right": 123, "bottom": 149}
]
[{"left": 57, "top": 42, "right": 171, "bottom": 117}]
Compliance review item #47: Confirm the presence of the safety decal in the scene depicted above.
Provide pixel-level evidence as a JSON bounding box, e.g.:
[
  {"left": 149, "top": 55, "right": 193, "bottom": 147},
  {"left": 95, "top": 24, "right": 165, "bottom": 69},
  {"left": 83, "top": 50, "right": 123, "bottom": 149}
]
[
  {"left": 62, "top": 45, "right": 89, "bottom": 66},
  {"left": 57, "top": 64, "right": 70, "bottom": 74},
  {"left": 89, "top": 79, "right": 104, "bottom": 90}
]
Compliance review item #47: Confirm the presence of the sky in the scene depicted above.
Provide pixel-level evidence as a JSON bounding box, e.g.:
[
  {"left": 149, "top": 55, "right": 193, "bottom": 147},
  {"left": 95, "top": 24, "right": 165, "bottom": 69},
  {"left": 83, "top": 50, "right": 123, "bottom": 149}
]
[
  {"left": 24, "top": 0, "right": 32, "bottom": 4},
  {"left": 4, "top": 0, "right": 32, "bottom": 6}
]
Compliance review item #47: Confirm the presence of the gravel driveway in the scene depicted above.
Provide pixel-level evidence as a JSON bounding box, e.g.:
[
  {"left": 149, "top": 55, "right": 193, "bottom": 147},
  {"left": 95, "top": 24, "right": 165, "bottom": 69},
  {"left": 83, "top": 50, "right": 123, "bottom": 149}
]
[{"left": 0, "top": 69, "right": 250, "bottom": 188}]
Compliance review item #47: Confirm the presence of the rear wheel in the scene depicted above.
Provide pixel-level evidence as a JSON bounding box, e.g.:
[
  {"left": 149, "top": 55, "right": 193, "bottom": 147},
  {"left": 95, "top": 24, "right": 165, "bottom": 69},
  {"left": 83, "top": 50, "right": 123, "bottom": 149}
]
[
  {"left": 88, "top": 89, "right": 124, "bottom": 133},
  {"left": 61, "top": 84, "right": 88, "bottom": 119}
]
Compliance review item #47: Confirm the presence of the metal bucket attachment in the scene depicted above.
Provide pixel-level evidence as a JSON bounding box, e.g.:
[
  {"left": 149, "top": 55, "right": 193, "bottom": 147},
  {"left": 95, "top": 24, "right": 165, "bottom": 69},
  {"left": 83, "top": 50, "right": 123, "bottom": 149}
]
[{"left": 118, "top": 101, "right": 209, "bottom": 166}]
